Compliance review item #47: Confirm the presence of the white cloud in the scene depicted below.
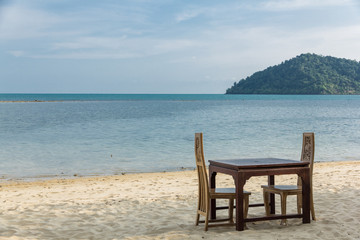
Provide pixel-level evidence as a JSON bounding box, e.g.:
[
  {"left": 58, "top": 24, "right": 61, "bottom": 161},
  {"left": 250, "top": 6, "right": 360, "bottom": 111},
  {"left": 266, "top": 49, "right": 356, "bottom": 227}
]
[
  {"left": 52, "top": 36, "right": 128, "bottom": 50},
  {"left": 8, "top": 50, "right": 25, "bottom": 57},
  {"left": 30, "top": 36, "right": 201, "bottom": 59},
  {"left": 0, "top": 5, "right": 63, "bottom": 39},
  {"left": 0, "top": 2, "right": 150, "bottom": 40},
  {"left": 31, "top": 51, "right": 142, "bottom": 60},
  {"left": 175, "top": 9, "right": 203, "bottom": 22},
  {"left": 262, "top": 0, "right": 356, "bottom": 11},
  {"left": 165, "top": 23, "right": 360, "bottom": 81},
  {"left": 151, "top": 39, "right": 201, "bottom": 54},
  {"left": 174, "top": 4, "right": 248, "bottom": 24},
  {"left": 298, "top": 25, "right": 360, "bottom": 61}
]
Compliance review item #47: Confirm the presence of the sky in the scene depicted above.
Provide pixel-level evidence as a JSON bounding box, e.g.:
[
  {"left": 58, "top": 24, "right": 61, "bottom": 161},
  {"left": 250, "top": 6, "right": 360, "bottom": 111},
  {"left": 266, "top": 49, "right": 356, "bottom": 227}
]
[{"left": 1, "top": 0, "right": 360, "bottom": 94}]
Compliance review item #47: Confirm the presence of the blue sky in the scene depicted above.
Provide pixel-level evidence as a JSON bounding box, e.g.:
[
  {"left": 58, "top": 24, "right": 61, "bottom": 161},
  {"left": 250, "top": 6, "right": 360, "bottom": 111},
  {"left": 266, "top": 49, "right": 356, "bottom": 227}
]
[{"left": 1, "top": 0, "right": 360, "bottom": 93}]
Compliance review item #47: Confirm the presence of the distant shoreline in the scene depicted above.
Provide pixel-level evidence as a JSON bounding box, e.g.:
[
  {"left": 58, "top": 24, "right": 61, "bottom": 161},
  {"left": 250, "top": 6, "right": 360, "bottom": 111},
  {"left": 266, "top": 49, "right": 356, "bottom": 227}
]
[{"left": 1, "top": 94, "right": 360, "bottom": 103}]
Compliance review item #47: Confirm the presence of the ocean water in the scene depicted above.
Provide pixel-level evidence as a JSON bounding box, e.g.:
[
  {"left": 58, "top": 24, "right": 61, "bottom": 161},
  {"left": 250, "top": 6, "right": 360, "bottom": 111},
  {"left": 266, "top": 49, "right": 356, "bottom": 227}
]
[{"left": 1, "top": 94, "right": 360, "bottom": 179}]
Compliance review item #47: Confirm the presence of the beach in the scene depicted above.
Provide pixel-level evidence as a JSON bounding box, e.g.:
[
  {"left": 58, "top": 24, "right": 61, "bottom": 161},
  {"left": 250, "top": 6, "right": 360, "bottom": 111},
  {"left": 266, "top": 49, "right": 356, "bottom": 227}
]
[{"left": 0, "top": 161, "right": 359, "bottom": 240}]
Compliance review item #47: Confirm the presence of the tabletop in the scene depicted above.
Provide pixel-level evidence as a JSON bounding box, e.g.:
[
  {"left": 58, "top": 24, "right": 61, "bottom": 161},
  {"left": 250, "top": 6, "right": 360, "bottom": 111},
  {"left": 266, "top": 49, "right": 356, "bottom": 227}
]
[{"left": 208, "top": 158, "right": 309, "bottom": 170}]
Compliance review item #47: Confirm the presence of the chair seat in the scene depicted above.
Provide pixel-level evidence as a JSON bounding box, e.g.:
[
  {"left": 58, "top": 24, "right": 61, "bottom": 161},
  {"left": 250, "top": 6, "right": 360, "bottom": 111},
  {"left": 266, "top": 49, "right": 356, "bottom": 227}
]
[
  {"left": 261, "top": 184, "right": 301, "bottom": 192},
  {"left": 261, "top": 132, "right": 316, "bottom": 224},
  {"left": 215, "top": 188, "right": 251, "bottom": 194},
  {"left": 195, "top": 133, "right": 252, "bottom": 231},
  {"left": 210, "top": 188, "right": 251, "bottom": 198}
]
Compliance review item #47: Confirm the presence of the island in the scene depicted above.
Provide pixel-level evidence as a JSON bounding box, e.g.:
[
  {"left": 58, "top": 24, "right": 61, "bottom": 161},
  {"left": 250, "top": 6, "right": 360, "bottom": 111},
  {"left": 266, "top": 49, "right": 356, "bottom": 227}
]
[{"left": 226, "top": 53, "right": 360, "bottom": 94}]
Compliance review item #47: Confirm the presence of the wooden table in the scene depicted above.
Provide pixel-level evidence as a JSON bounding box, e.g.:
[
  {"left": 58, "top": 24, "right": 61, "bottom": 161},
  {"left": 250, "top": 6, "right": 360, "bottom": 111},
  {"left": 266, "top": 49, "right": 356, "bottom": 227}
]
[{"left": 208, "top": 158, "right": 311, "bottom": 231}]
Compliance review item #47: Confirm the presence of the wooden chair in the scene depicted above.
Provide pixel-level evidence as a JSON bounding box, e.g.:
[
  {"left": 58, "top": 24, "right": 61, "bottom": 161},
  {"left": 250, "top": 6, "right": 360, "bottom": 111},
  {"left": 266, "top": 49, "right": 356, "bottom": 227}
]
[
  {"left": 194, "top": 133, "right": 251, "bottom": 231},
  {"left": 261, "top": 132, "right": 316, "bottom": 225}
]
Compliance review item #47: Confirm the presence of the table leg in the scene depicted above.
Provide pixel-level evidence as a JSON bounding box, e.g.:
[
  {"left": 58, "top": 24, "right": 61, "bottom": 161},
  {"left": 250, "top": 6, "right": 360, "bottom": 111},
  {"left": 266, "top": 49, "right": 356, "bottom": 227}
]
[
  {"left": 209, "top": 168, "right": 217, "bottom": 220},
  {"left": 268, "top": 175, "right": 275, "bottom": 214},
  {"left": 301, "top": 168, "right": 311, "bottom": 223},
  {"left": 235, "top": 172, "right": 245, "bottom": 231}
]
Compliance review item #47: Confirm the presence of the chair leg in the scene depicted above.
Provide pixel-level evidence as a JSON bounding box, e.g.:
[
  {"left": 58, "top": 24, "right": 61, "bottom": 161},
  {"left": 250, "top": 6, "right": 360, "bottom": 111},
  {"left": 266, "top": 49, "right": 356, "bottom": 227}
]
[
  {"left": 297, "top": 193, "right": 302, "bottom": 215},
  {"left": 298, "top": 192, "right": 316, "bottom": 221},
  {"left": 204, "top": 210, "right": 209, "bottom": 231},
  {"left": 229, "top": 199, "right": 234, "bottom": 223},
  {"left": 195, "top": 212, "right": 200, "bottom": 226},
  {"left": 263, "top": 190, "right": 270, "bottom": 216},
  {"left": 280, "top": 193, "right": 288, "bottom": 225},
  {"left": 244, "top": 195, "right": 249, "bottom": 219},
  {"left": 310, "top": 192, "right": 316, "bottom": 221}
]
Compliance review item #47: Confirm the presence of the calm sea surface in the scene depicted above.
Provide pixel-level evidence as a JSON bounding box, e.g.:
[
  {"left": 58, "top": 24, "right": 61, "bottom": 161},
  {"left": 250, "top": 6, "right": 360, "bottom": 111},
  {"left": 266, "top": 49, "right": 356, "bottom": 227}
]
[{"left": 1, "top": 94, "right": 360, "bottom": 179}]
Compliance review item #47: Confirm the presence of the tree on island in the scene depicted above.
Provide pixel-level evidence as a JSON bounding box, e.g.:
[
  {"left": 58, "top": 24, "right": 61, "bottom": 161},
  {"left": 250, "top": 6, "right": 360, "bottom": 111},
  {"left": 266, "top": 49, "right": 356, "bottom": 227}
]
[{"left": 226, "top": 53, "right": 360, "bottom": 94}]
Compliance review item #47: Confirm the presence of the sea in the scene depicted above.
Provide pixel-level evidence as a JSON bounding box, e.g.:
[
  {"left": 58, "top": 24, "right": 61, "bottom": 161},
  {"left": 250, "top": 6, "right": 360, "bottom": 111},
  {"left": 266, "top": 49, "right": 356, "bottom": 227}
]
[{"left": 1, "top": 94, "right": 359, "bottom": 180}]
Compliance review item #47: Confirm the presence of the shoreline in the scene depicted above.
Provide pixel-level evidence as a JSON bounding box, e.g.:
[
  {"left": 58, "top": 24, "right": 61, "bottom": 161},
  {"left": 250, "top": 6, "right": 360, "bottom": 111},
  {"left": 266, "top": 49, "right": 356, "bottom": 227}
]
[
  {"left": 0, "top": 160, "right": 357, "bottom": 184},
  {"left": 0, "top": 167, "right": 197, "bottom": 184},
  {"left": 0, "top": 160, "right": 355, "bottom": 184}
]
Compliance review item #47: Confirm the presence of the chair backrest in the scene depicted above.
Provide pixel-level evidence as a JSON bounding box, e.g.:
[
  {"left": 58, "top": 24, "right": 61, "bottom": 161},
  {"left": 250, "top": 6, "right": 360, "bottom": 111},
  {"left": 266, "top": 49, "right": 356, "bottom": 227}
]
[
  {"left": 298, "top": 132, "right": 315, "bottom": 186},
  {"left": 195, "top": 133, "right": 210, "bottom": 213}
]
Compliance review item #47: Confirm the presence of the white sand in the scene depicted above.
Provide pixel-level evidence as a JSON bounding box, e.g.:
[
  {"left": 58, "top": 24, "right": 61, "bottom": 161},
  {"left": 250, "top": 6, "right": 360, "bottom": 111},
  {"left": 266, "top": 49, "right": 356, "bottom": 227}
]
[{"left": 0, "top": 161, "right": 359, "bottom": 240}]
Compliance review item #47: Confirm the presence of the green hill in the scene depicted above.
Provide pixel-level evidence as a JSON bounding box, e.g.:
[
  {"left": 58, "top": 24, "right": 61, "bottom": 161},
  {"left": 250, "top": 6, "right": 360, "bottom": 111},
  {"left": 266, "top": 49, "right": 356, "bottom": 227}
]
[{"left": 226, "top": 53, "right": 360, "bottom": 94}]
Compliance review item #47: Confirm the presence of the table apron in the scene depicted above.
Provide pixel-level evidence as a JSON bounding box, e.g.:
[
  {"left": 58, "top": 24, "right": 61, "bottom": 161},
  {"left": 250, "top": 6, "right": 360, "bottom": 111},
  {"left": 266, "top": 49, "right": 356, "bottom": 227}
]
[{"left": 240, "top": 167, "right": 310, "bottom": 180}]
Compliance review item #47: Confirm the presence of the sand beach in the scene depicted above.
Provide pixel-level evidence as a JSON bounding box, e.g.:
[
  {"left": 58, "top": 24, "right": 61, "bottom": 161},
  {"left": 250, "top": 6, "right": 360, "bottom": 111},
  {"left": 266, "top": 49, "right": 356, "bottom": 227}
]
[{"left": 0, "top": 161, "right": 359, "bottom": 239}]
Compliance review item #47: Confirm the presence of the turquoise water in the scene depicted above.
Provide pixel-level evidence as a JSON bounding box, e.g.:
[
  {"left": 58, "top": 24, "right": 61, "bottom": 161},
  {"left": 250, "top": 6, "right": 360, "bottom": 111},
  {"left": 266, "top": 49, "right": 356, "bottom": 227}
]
[{"left": 1, "top": 94, "right": 360, "bottom": 179}]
